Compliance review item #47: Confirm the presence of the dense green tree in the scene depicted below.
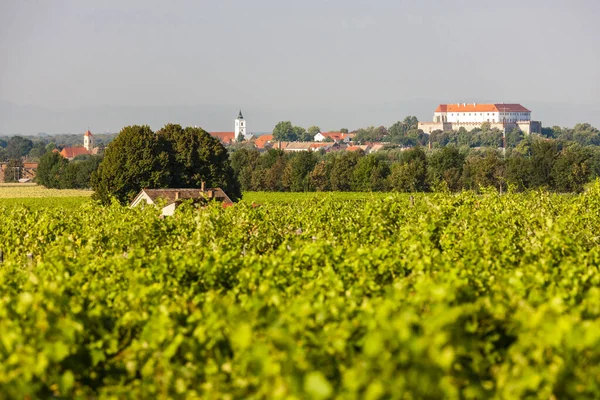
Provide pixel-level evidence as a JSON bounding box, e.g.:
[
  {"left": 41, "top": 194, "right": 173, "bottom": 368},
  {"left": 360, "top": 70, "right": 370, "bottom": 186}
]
[
  {"left": 156, "top": 124, "right": 240, "bottom": 199},
  {"left": 27, "top": 141, "right": 48, "bottom": 160},
  {"left": 340, "top": 128, "right": 349, "bottom": 134},
  {"left": 506, "top": 128, "right": 524, "bottom": 148},
  {"left": 307, "top": 126, "right": 321, "bottom": 136},
  {"left": 230, "top": 148, "right": 261, "bottom": 191},
  {"left": 462, "top": 150, "right": 506, "bottom": 192},
  {"left": 61, "top": 156, "right": 103, "bottom": 189},
  {"left": 293, "top": 126, "right": 312, "bottom": 142},
  {"left": 272, "top": 121, "right": 297, "bottom": 142},
  {"left": 310, "top": 161, "right": 331, "bottom": 191},
  {"left": 388, "top": 147, "right": 428, "bottom": 192},
  {"left": 551, "top": 144, "right": 591, "bottom": 192},
  {"left": 91, "top": 125, "right": 171, "bottom": 204},
  {"left": 355, "top": 126, "right": 388, "bottom": 143},
  {"left": 529, "top": 138, "right": 561, "bottom": 188},
  {"left": 37, "top": 151, "right": 68, "bottom": 188},
  {"left": 571, "top": 123, "right": 600, "bottom": 146},
  {"left": 353, "top": 153, "right": 390, "bottom": 191},
  {"left": 427, "top": 146, "right": 465, "bottom": 191},
  {"left": 284, "top": 151, "right": 318, "bottom": 191},
  {"left": 330, "top": 151, "right": 362, "bottom": 191},
  {"left": 6, "top": 136, "right": 33, "bottom": 160}
]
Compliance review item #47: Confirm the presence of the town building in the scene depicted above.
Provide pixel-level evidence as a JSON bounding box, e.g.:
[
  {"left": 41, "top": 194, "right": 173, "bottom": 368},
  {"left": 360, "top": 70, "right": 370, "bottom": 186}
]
[
  {"left": 254, "top": 134, "right": 274, "bottom": 150},
  {"left": 314, "top": 132, "right": 355, "bottom": 143},
  {"left": 210, "top": 110, "right": 253, "bottom": 144},
  {"left": 418, "top": 103, "right": 542, "bottom": 134},
  {"left": 0, "top": 162, "right": 38, "bottom": 182},
  {"left": 130, "top": 184, "right": 233, "bottom": 216},
  {"left": 58, "top": 130, "right": 102, "bottom": 160}
]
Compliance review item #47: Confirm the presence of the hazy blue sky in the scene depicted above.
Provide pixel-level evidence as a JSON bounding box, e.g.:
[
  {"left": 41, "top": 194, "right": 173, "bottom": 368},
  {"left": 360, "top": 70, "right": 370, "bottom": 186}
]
[{"left": 1, "top": 0, "right": 599, "bottom": 134}]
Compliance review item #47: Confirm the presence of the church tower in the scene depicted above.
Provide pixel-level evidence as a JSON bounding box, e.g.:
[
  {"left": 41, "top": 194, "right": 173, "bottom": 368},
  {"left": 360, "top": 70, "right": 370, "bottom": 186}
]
[
  {"left": 234, "top": 110, "right": 246, "bottom": 141},
  {"left": 83, "top": 129, "right": 95, "bottom": 152}
]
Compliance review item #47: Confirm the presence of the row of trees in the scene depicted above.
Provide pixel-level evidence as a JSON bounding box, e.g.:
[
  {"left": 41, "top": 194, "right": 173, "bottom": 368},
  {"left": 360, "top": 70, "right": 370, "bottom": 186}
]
[
  {"left": 0, "top": 133, "right": 116, "bottom": 162},
  {"left": 231, "top": 137, "right": 600, "bottom": 194}
]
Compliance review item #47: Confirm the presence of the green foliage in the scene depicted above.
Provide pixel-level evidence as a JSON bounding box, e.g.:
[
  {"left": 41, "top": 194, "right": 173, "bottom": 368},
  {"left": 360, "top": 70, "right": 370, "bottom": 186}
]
[
  {"left": 92, "top": 125, "right": 240, "bottom": 204},
  {"left": 388, "top": 147, "right": 428, "bottom": 192},
  {"left": 427, "top": 146, "right": 465, "bottom": 191},
  {"left": 91, "top": 125, "right": 170, "bottom": 204},
  {"left": 2, "top": 188, "right": 600, "bottom": 397},
  {"left": 5, "top": 136, "right": 33, "bottom": 160},
  {"left": 307, "top": 126, "right": 321, "bottom": 136},
  {"left": 272, "top": 121, "right": 298, "bottom": 142}
]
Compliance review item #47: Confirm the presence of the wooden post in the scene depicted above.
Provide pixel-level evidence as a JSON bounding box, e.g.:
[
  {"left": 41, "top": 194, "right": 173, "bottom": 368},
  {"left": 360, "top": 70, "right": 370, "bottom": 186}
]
[
  {"left": 409, "top": 196, "right": 415, "bottom": 207},
  {"left": 27, "top": 253, "right": 33, "bottom": 265}
]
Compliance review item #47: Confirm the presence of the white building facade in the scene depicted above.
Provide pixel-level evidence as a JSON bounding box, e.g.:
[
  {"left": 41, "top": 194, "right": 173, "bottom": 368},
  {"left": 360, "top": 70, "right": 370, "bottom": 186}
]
[{"left": 234, "top": 110, "right": 247, "bottom": 141}]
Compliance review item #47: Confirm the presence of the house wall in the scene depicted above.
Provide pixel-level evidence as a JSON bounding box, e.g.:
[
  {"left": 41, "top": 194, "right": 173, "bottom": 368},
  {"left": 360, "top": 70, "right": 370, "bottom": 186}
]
[{"left": 161, "top": 203, "right": 177, "bottom": 216}]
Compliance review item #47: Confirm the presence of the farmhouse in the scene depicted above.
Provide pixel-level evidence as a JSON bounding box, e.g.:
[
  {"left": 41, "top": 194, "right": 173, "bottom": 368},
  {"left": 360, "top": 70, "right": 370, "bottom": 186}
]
[
  {"left": 130, "top": 185, "right": 233, "bottom": 216},
  {"left": 418, "top": 103, "right": 542, "bottom": 134}
]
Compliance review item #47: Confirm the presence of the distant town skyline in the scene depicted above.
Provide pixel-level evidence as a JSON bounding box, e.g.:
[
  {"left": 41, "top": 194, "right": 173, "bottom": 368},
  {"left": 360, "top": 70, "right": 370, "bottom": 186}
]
[{"left": 1, "top": 0, "right": 599, "bottom": 134}]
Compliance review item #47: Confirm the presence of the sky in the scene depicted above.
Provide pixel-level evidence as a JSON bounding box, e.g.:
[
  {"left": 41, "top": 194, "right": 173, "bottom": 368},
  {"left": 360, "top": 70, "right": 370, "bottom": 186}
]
[{"left": 1, "top": 0, "right": 599, "bottom": 135}]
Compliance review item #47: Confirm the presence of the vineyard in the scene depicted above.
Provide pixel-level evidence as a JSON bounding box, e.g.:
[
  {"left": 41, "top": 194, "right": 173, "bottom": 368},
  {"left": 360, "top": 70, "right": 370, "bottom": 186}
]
[{"left": 1, "top": 186, "right": 600, "bottom": 398}]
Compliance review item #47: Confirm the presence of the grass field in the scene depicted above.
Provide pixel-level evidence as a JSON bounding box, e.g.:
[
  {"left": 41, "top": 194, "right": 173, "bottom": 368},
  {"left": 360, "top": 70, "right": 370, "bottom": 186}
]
[
  {"left": 0, "top": 183, "right": 93, "bottom": 199},
  {"left": 242, "top": 191, "right": 390, "bottom": 203},
  {"left": 0, "top": 184, "right": 388, "bottom": 206}
]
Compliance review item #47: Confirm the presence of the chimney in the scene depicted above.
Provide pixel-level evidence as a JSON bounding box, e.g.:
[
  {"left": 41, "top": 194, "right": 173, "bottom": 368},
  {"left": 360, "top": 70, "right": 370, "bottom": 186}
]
[
  {"left": 463, "top": 103, "right": 466, "bottom": 107},
  {"left": 201, "top": 181, "right": 205, "bottom": 191}
]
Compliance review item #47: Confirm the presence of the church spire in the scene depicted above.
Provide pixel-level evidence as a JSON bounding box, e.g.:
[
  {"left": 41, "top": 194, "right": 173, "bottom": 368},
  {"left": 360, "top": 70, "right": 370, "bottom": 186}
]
[{"left": 238, "top": 109, "right": 244, "bottom": 119}]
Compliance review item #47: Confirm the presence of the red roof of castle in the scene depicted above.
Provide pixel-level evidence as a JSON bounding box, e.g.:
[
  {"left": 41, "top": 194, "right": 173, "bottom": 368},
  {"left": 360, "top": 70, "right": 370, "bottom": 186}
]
[
  {"left": 84, "top": 130, "right": 93, "bottom": 137},
  {"left": 435, "top": 103, "right": 531, "bottom": 113}
]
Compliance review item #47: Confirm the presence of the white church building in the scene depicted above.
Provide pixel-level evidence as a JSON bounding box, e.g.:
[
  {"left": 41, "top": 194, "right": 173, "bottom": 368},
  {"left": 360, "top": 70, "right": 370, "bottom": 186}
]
[
  {"left": 418, "top": 103, "right": 541, "bottom": 134},
  {"left": 209, "top": 110, "right": 253, "bottom": 144}
]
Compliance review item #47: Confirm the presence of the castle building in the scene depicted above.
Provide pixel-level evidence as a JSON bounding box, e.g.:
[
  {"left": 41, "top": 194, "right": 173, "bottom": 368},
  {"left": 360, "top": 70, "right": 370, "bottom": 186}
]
[{"left": 418, "top": 103, "right": 541, "bottom": 134}]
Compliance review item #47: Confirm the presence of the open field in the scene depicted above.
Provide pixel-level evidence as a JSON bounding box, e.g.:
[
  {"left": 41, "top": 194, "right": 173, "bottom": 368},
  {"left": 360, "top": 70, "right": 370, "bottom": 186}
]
[
  {"left": 242, "top": 191, "right": 390, "bottom": 203},
  {"left": 0, "top": 183, "right": 93, "bottom": 199},
  {"left": 1, "top": 185, "right": 599, "bottom": 398}
]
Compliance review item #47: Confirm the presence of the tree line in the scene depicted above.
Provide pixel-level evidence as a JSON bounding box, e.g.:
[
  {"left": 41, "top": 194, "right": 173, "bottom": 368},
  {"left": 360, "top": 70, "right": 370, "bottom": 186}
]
[
  {"left": 0, "top": 133, "right": 116, "bottom": 162},
  {"left": 231, "top": 137, "right": 600, "bottom": 193}
]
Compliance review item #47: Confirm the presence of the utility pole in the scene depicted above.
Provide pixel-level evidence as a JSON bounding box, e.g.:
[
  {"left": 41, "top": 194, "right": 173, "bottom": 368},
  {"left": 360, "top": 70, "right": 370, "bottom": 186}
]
[{"left": 503, "top": 127, "right": 506, "bottom": 160}]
